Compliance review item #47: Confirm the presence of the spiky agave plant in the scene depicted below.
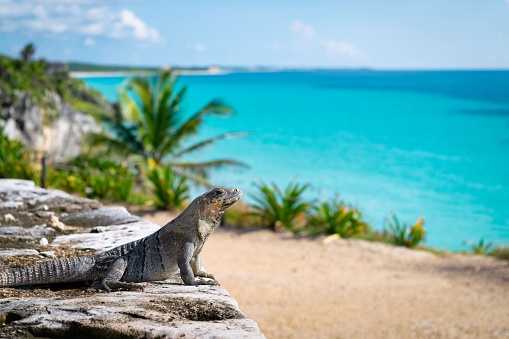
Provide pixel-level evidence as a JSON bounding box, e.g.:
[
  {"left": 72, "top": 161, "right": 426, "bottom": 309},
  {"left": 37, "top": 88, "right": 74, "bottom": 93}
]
[
  {"left": 309, "top": 199, "right": 369, "bottom": 237},
  {"left": 147, "top": 160, "right": 189, "bottom": 211},
  {"left": 467, "top": 239, "right": 494, "bottom": 255},
  {"left": 250, "top": 181, "right": 312, "bottom": 231},
  {"left": 385, "top": 213, "right": 426, "bottom": 248}
]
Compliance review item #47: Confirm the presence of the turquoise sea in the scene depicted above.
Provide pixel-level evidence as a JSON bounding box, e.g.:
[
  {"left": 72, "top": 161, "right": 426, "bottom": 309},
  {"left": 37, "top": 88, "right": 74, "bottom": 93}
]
[{"left": 82, "top": 70, "right": 509, "bottom": 251}]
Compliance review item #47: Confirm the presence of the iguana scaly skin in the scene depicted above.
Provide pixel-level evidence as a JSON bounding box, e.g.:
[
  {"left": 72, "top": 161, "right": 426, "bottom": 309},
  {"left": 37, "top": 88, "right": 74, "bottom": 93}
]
[{"left": 0, "top": 187, "right": 242, "bottom": 292}]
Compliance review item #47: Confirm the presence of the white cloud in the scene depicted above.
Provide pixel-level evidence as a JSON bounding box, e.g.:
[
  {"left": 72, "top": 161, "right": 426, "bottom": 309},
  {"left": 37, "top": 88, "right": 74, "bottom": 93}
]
[
  {"left": 118, "top": 9, "right": 160, "bottom": 41},
  {"left": 290, "top": 20, "right": 315, "bottom": 39},
  {"left": 0, "top": 0, "right": 161, "bottom": 42},
  {"left": 321, "top": 40, "right": 361, "bottom": 58},
  {"left": 84, "top": 37, "right": 95, "bottom": 46},
  {"left": 287, "top": 19, "right": 362, "bottom": 60}
]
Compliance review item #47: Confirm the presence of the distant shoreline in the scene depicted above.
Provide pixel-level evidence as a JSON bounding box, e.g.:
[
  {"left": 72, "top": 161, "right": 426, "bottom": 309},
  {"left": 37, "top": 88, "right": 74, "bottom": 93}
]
[
  {"left": 70, "top": 71, "right": 156, "bottom": 78},
  {"left": 70, "top": 69, "right": 231, "bottom": 79}
]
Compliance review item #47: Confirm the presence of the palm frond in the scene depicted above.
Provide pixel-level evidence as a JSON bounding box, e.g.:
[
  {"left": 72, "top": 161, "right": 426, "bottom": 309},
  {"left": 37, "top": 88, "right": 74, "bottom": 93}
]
[
  {"left": 126, "top": 76, "right": 153, "bottom": 119},
  {"left": 172, "top": 159, "right": 248, "bottom": 171},
  {"left": 85, "top": 132, "right": 144, "bottom": 159},
  {"left": 172, "top": 132, "right": 250, "bottom": 158},
  {"left": 200, "top": 99, "right": 235, "bottom": 117},
  {"left": 172, "top": 99, "right": 234, "bottom": 145},
  {"left": 72, "top": 100, "right": 111, "bottom": 121}
]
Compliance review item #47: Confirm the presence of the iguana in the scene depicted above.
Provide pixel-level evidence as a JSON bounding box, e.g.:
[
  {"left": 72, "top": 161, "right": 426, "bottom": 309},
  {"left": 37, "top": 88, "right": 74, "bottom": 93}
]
[{"left": 0, "top": 187, "right": 242, "bottom": 292}]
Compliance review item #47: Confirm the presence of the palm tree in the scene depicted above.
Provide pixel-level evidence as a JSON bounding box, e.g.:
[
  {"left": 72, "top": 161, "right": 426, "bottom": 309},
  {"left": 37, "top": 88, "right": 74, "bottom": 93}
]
[
  {"left": 85, "top": 70, "right": 246, "bottom": 185},
  {"left": 20, "top": 43, "right": 35, "bottom": 62}
]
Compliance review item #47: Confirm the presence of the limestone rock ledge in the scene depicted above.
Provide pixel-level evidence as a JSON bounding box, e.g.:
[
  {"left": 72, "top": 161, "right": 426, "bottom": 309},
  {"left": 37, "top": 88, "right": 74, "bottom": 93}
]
[{"left": 0, "top": 179, "right": 264, "bottom": 338}]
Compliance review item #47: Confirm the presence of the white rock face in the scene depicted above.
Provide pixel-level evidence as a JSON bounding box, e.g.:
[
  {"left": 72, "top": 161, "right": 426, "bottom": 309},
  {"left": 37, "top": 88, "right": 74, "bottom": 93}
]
[
  {"left": 1, "top": 91, "right": 102, "bottom": 161},
  {"left": 0, "top": 180, "right": 265, "bottom": 338}
]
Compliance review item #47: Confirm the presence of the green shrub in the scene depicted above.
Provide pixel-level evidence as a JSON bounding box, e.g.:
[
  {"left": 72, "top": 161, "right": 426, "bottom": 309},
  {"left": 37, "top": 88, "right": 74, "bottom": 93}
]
[
  {"left": 0, "top": 126, "right": 39, "bottom": 182},
  {"left": 308, "top": 200, "right": 369, "bottom": 237},
  {"left": 384, "top": 213, "right": 426, "bottom": 248},
  {"left": 112, "top": 174, "right": 134, "bottom": 202},
  {"left": 250, "top": 181, "right": 312, "bottom": 231},
  {"left": 0, "top": 49, "right": 99, "bottom": 113},
  {"left": 491, "top": 247, "right": 509, "bottom": 261},
  {"left": 47, "top": 169, "right": 86, "bottom": 193},
  {"left": 84, "top": 171, "right": 113, "bottom": 199},
  {"left": 147, "top": 163, "right": 189, "bottom": 210},
  {"left": 48, "top": 156, "right": 134, "bottom": 202},
  {"left": 467, "top": 239, "right": 493, "bottom": 255}
]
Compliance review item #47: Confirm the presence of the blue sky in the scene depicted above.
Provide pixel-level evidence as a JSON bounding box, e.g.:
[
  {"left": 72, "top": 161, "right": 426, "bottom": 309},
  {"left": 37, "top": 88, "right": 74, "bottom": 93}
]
[{"left": 0, "top": 0, "right": 508, "bottom": 69}]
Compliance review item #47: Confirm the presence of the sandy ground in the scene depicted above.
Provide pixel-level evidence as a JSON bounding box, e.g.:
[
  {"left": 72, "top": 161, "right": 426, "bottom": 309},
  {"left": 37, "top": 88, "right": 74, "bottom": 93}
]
[{"left": 139, "top": 211, "right": 509, "bottom": 339}]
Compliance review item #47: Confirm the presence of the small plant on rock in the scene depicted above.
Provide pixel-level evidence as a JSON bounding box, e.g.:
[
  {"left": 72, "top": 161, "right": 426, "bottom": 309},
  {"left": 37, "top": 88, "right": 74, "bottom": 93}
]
[
  {"left": 384, "top": 213, "right": 426, "bottom": 248},
  {"left": 250, "top": 181, "right": 312, "bottom": 231}
]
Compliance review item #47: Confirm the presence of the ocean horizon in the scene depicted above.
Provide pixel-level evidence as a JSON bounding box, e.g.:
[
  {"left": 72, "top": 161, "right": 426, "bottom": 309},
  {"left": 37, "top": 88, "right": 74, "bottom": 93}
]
[{"left": 82, "top": 70, "right": 509, "bottom": 251}]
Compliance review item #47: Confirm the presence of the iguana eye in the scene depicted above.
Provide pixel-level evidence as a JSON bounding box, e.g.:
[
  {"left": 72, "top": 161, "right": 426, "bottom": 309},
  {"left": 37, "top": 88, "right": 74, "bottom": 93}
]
[{"left": 215, "top": 189, "right": 225, "bottom": 196}]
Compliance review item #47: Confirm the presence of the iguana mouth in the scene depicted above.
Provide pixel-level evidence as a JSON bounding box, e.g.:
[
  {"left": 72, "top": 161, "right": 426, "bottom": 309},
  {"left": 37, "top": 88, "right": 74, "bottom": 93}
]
[
  {"left": 209, "top": 188, "right": 242, "bottom": 208},
  {"left": 223, "top": 188, "right": 242, "bottom": 207}
]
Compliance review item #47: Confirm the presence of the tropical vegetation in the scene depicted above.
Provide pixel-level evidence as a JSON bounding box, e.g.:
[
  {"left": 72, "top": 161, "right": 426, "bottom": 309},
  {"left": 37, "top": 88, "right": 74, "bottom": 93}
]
[
  {"left": 0, "top": 43, "right": 104, "bottom": 115},
  {"left": 384, "top": 212, "right": 426, "bottom": 248},
  {"left": 250, "top": 181, "right": 312, "bottom": 231},
  {"left": 146, "top": 160, "right": 189, "bottom": 210},
  {"left": 48, "top": 156, "right": 135, "bottom": 201},
  {"left": 82, "top": 69, "right": 246, "bottom": 186},
  {"left": 308, "top": 199, "right": 369, "bottom": 238},
  {"left": 0, "top": 125, "right": 39, "bottom": 182},
  {"left": 467, "top": 239, "right": 494, "bottom": 255}
]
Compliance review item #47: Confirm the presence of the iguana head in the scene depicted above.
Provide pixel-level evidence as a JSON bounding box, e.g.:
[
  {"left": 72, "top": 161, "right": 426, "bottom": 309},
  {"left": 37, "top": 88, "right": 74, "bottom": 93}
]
[
  {"left": 163, "top": 187, "right": 242, "bottom": 231},
  {"left": 192, "top": 188, "right": 242, "bottom": 230},
  {"left": 201, "top": 187, "right": 242, "bottom": 212}
]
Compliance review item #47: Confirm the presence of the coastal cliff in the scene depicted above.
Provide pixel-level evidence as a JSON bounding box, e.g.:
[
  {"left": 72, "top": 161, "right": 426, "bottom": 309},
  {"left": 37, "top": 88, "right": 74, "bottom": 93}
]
[
  {"left": 1, "top": 90, "right": 102, "bottom": 161},
  {"left": 0, "top": 53, "right": 109, "bottom": 161}
]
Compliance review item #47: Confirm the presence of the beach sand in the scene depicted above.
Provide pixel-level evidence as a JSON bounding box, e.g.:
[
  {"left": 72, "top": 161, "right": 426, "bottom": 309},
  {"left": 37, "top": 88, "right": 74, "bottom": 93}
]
[{"left": 138, "top": 210, "right": 509, "bottom": 339}]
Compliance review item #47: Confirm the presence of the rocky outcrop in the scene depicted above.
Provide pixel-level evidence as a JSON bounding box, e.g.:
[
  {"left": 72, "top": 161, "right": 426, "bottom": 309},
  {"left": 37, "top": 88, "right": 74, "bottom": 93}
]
[
  {"left": 0, "top": 179, "right": 264, "bottom": 338},
  {"left": 0, "top": 90, "right": 102, "bottom": 161}
]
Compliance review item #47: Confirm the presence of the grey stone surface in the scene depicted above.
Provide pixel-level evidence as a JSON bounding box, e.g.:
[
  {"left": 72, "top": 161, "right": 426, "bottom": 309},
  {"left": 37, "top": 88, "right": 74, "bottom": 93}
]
[
  {"left": 52, "top": 220, "right": 160, "bottom": 251},
  {"left": 0, "top": 285, "right": 263, "bottom": 338},
  {"left": 0, "top": 250, "right": 39, "bottom": 257},
  {"left": 38, "top": 251, "right": 56, "bottom": 259},
  {"left": 60, "top": 206, "right": 140, "bottom": 227},
  {"left": 0, "top": 180, "right": 264, "bottom": 338},
  {"left": 0, "top": 179, "right": 101, "bottom": 213},
  {"left": 0, "top": 201, "right": 24, "bottom": 210},
  {"left": 0, "top": 179, "right": 102, "bottom": 248},
  {"left": 0, "top": 225, "right": 55, "bottom": 237}
]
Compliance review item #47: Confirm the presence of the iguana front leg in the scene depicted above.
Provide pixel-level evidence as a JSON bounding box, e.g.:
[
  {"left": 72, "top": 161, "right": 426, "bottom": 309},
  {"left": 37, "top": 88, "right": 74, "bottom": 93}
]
[
  {"left": 191, "top": 254, "right": 217, "bottom": 282},
  {"left": 178, "top": 243, "right": 219, "bottom": 285}
]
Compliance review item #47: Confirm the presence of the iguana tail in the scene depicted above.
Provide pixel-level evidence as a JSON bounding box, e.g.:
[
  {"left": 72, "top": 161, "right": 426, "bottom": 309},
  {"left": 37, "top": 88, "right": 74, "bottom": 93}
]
[{"left": 0, "top": 256, "right": 97, "bottom": 287}]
